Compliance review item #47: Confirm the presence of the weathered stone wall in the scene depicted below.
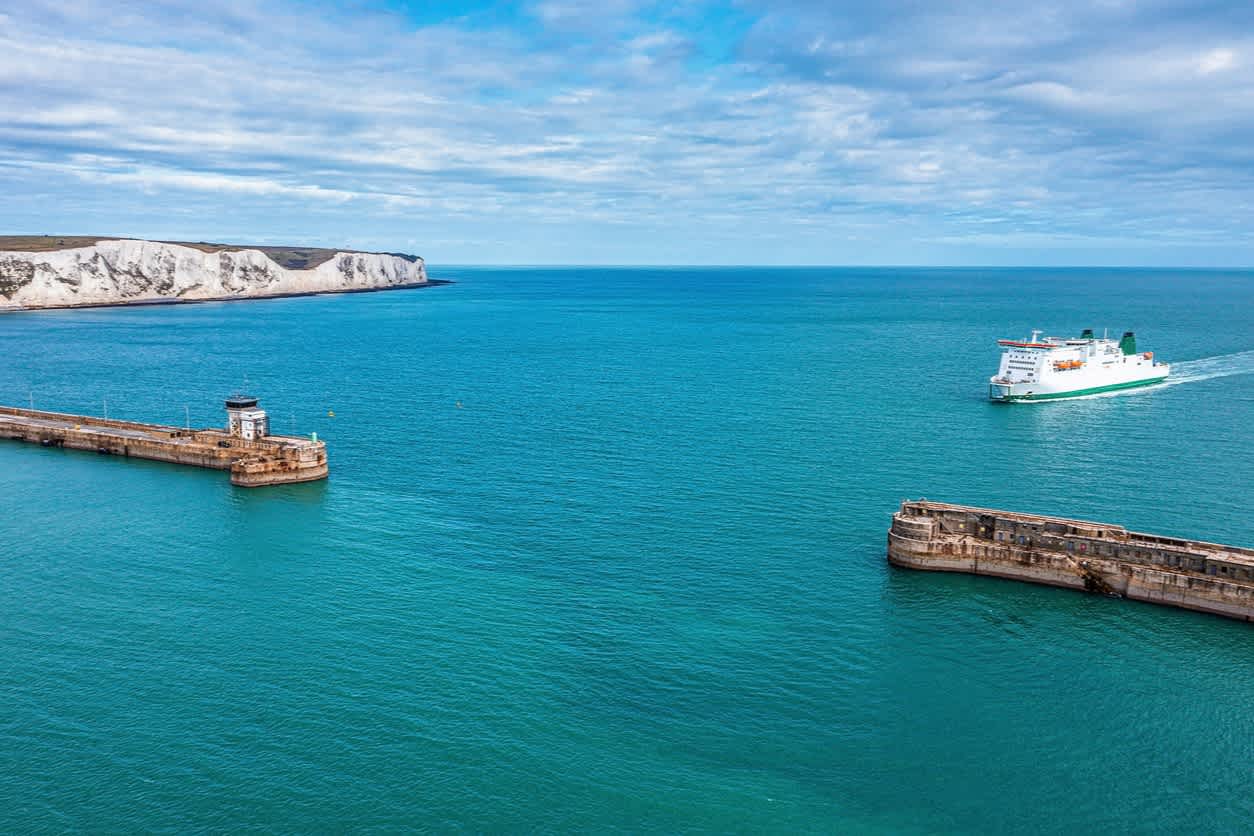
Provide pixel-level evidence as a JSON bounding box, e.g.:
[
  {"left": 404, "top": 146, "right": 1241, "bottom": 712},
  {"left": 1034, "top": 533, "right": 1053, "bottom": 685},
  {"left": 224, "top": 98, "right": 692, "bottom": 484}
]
[
  {"left": 0, "top": 406, "right": 327, "bottom": 487},
  {"left": 231, "top": 458, "right": 329, "bottom": 487},
  {"left": 888, "top": 501, "right": 1254, "bottom": 622}
]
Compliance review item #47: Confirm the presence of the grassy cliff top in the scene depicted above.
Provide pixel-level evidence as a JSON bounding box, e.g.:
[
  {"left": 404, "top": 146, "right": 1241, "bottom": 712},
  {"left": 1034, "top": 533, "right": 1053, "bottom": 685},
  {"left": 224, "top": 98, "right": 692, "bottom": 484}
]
[{"left": 0, "top": 236, "right": 419, "bottom": 270}]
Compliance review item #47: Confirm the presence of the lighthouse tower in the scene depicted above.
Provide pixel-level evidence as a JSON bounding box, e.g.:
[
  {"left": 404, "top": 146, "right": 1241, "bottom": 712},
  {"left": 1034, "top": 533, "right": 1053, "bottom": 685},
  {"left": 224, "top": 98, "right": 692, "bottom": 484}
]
[{"left": 225, "top": 396, "right": 270, "bottom": 441}]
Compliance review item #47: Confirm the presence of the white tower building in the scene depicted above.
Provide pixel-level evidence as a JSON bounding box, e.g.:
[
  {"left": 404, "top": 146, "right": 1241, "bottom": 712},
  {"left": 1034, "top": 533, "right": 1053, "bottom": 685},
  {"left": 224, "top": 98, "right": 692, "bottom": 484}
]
[{"left": 225, "top": 396, "right": 270, "bottom": 441}]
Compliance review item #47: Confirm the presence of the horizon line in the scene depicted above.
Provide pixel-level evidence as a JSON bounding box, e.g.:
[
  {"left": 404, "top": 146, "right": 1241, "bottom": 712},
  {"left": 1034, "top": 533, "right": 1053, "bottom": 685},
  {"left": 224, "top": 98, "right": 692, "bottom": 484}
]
[{"left": 430, "top": 263, "right": 1254, "bottom": 270}]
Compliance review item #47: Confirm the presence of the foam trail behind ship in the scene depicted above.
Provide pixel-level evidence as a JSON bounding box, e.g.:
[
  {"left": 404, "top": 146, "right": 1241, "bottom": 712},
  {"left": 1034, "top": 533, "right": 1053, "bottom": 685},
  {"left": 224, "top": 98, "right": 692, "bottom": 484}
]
[
  {"left": 1165, "top": 350, "right": 1254, "bottom": 385},
  {"left": 1019, "top": 349, "right": 1254, "bottom": 403}
]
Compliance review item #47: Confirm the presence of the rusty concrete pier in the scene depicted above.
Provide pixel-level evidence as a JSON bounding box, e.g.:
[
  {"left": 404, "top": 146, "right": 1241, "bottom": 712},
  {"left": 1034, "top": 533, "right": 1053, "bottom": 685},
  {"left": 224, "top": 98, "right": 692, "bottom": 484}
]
[
  {"left": 888, "top": 500, "right": 1254, "bottom": 622},
  {"left": 0, "top": 397, "right": 327, "bottom": 487}
]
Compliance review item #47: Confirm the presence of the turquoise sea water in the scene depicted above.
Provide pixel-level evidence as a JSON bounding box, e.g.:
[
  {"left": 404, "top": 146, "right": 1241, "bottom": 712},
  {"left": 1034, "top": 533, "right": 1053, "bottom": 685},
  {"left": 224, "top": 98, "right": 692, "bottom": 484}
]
[{"left": 1, "top": 268, "right": 1252, "bottom": 833}]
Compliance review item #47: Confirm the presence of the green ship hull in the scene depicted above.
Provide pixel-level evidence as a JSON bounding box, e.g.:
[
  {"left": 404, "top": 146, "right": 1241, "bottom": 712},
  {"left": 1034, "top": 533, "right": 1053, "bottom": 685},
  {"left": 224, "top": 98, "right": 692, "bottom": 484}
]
[{"left": 991, "top": 376, "right": 1168, "bottom": 402}]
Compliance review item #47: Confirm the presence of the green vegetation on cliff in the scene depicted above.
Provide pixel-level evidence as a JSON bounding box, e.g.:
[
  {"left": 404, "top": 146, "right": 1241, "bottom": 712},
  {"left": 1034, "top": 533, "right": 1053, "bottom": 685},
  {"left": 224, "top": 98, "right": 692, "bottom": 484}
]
[{"left": 0, "top": 236, "right": 420, "bottom": 270}]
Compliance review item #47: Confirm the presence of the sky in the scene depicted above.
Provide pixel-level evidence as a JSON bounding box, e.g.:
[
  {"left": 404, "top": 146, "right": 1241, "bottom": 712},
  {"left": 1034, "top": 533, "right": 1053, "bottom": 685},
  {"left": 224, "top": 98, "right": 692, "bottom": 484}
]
[{"left": 1, "top": 0, "right": 1252, "bottom": 266}]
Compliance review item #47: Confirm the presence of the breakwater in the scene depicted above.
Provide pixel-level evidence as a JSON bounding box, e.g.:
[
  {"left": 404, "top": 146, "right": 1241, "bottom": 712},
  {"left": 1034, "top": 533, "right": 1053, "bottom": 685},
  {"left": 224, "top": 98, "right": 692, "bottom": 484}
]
[
  {"left": 888, "top": 500, "right": 1254, "bottom": 621},
  {"left": 0, "top": 399, "right": 327, "bottom": 487}
]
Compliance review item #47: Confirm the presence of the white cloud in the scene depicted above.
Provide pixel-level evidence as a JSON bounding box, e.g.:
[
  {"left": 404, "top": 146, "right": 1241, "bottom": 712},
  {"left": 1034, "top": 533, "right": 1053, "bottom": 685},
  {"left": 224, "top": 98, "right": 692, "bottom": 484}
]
[
  {"left": 1197, "top": 47, "right": 1236, "bottom": 75},
  {"left": 0, "top": 0, "right": 1252, "bottom": 264}
]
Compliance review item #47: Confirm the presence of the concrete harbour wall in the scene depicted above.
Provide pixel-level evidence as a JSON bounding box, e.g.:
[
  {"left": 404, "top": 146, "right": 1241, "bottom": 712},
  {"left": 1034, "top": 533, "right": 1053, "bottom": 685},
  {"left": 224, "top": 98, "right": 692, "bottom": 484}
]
[
  {"left": 0, "top": 405, "right": 327, "bottom": 487},
  {"left": 888, "top": 500, "right": 1254, "bottom": 622}
]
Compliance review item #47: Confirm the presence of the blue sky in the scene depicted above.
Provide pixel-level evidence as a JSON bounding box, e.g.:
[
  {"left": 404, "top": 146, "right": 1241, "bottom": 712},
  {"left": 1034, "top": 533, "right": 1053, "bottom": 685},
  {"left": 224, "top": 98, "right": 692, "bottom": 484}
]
[{"left": 1, "top": 0, "right": 1252, "bottom": 265}]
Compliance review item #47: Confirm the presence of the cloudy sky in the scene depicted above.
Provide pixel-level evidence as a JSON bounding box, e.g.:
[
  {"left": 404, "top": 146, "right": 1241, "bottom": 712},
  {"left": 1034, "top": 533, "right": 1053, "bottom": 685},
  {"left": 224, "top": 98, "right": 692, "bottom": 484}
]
[{"left": 2, "top": 1, "right": 1252, "bottom": 265}]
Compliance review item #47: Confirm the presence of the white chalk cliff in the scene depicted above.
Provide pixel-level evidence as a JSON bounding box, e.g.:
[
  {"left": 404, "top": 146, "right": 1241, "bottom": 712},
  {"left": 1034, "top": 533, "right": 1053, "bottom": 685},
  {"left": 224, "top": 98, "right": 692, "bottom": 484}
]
[{"left": 0, "top": 239, "right": 427, "bottom": 310}]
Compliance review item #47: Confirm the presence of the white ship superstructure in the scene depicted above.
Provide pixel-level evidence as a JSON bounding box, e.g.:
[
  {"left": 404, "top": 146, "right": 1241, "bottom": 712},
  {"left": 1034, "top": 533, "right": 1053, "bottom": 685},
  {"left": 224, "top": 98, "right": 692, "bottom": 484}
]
[{"left": 989, "top": 329, "right": 1168, "bottom": 402}]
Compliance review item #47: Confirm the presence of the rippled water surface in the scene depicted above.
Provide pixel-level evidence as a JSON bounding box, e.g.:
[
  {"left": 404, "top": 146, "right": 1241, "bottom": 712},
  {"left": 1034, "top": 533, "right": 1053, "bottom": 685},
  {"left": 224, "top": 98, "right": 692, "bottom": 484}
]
[{"left": 1, "top": 268, "right": 1252, "bottom": 833}]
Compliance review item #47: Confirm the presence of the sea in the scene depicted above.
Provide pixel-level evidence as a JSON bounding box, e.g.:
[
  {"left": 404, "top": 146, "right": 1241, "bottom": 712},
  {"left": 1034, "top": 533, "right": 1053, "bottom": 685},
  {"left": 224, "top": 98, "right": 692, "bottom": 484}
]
[{"left": 1, "top": 267, "right": 1251, "bottom": 833}]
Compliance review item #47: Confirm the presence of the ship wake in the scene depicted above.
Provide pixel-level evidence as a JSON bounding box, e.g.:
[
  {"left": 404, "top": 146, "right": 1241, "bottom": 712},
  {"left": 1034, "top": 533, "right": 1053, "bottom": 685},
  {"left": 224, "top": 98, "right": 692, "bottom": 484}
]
[
  {"left": 1164, "top": 349, "right": 1254, "bottom": 385},
  {"left": 1011, "top": 349, "right": 1254, "bottom": 404}
]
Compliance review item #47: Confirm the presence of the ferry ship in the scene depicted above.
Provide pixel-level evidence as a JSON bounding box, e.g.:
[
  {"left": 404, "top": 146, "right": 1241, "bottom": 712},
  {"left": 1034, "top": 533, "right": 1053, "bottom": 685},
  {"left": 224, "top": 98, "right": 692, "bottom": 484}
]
[{"left": 989, "top": 329, "right": 1168, "bottom": 402}]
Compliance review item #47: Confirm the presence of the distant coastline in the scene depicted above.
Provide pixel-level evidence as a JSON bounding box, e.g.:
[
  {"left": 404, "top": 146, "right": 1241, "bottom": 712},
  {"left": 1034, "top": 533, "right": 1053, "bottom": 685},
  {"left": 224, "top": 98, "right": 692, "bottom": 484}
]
[
  {"left": 0, "top": 235, "right": 422, "bottom": 268},
  {"left": 0, "top": 237, "right": 434, "bottom": 311},
  {"left": 0, "top": 278, "right": 451, "bottom": 313}
]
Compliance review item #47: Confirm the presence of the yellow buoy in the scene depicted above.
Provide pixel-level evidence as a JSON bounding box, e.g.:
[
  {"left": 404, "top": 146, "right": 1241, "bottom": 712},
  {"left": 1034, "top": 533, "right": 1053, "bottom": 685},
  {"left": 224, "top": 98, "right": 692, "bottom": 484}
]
[{"left": 328, "top": 410, "right": 335, "bottom": 417}]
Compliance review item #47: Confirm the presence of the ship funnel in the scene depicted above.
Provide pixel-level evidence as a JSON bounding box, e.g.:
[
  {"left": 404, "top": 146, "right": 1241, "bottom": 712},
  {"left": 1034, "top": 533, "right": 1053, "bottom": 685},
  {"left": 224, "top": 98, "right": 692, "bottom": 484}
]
[
  {"left": 1119, "top": 331, "right": 1137, "bottom": 355},
  {"left": 1080, "top": 328, "right": 1095, "bottom": 340}
]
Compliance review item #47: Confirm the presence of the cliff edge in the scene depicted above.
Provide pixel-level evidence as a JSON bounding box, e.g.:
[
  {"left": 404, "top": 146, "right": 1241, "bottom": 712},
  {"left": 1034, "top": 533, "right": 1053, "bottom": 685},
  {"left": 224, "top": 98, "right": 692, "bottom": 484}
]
[{"left": 0, "top": 237, "right": 427, "bottom": 310}]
